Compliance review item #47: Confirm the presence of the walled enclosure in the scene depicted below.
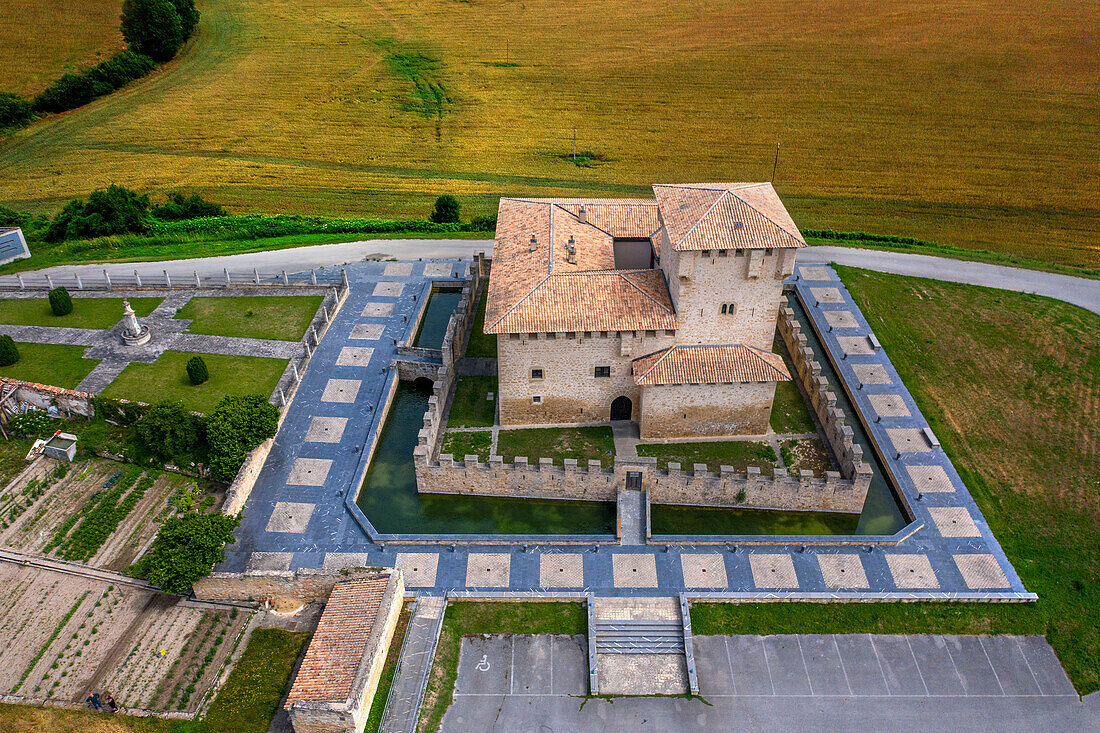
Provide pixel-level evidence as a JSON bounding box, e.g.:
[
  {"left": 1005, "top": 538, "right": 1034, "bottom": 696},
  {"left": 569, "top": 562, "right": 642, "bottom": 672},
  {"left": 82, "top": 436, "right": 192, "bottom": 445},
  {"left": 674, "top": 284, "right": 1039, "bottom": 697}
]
[
  {"left": 638, "top": 381, "right": 776, "bottom": 439},
  {"left": 413, "top": 290, "right": 873, "bottom": 514},
  {"left": 0, "top": 378, "right": 93, "bottom": 419}
]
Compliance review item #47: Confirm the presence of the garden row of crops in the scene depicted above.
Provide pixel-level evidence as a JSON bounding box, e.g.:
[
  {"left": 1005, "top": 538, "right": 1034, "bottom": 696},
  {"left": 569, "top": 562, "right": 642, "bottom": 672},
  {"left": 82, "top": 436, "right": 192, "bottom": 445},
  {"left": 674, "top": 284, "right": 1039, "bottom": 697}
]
[{"left": 45, "top": 467, "right": 159, "bottom": 561}]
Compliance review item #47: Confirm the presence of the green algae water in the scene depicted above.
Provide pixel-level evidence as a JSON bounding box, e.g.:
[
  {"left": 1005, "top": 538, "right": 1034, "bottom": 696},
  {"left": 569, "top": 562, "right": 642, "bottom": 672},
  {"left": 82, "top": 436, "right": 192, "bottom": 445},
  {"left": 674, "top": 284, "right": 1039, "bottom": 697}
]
[
  {"left": 650, "top": 293, "right": 907, "bottom": 537},
  {"left": 414, "top": 288, "right": 463, "bottom": 349},
  {"left": 357, "top": 380, "right": 616, "bottom": 535}
]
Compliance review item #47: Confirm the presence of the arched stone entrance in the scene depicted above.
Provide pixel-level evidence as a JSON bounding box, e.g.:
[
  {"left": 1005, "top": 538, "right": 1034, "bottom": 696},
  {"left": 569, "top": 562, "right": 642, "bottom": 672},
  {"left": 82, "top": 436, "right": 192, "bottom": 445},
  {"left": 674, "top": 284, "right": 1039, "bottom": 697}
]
[{"left": 610, "top": 395, "right": 633, "bottom": 421}]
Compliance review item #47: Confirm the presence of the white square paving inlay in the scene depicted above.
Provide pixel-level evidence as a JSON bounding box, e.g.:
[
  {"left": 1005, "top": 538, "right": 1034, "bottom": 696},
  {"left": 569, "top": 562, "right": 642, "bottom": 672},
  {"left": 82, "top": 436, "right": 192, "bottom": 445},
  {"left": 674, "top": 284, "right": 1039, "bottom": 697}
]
[
  {"left": 749, "top": 554, "right": 799, "bottom": 589},
  {"left": 886, "top": 428, "right": 933, "bottom": 453},
  {"left": 265, "top": 502, "right": 315, "bottom": 533},
  {"left": 287, "top": 457, "right": 332, "bottom": 486},
  {"left": 810, "top": 287, "right": 845, "bottom": 304},
  {"left": 852, "top": 363, "right": 891, "bottom": 385},
  {"left": 396, "top": 553, "right": 439, "bottom": 587},
  {"left": 906, "top": 464, "right": 955, "bottom": 493},
  {"left": 247, "top": 552, "right": 293, "bottom": 572},
  {"left": 928, "top": 506, "right": 981, "bottom": 537},
  {"left": 868, "top": 394, "right": 911, "bottom": 418},
  {"left": 362, "top": 302, "right": 394, "bottom": 317},
  {"left": 424, "top": 262, "right": 457, "bottom": 277},
  {"left": 384, "top": 262, "right": 414, "bottom": 276},
  {"left": 954, "top": 554, "right": 1010, "bottom": 589},
  {"left": 465, "top": 553, "right": 511, "bottom": 588},
  {"left": 336, "top": 346, "right": 374, "bottom": 367},
  {"left": 886, "top": 554, "right": 940, "bottom": 589},
  {"left": 304, "top": 416, "right": 348, "bottom": 443},
  {"left": 373, "top": 281, "right": 404, "bottom": 297},
  {"left": 837, "top": 336, "right": 875, "bottom": 355},
  {"left": 322, "top": 378, "right": 360, "bottom": 403},
  {"left": 817, "top": 554, "right": 870, "bottom": 588},
  {"left": 681, "top": 554, "right": 729, "bottom": 588},
  {"left": 539, "top": 553, "right": 584, "bottom": 588},
  {"left": 350, "top": 323, "right": 385, "bottom": 340},
  {"left": 822, "top": 310, "right": 859, "bottom": 328},
  {"left": 612, "top": 554, "right": 658, "bottom": 588},
  {"left": 798, "top": 266, "right": 832, "bottom": 281},
  {"left": 322, "top": 553, "right": 373, "bottom": 571}
]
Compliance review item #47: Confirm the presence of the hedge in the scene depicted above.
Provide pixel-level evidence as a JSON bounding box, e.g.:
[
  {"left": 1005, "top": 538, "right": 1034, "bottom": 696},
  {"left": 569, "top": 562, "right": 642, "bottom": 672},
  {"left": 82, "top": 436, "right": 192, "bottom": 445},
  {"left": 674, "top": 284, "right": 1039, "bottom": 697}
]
[
  {"left": 148, "top": 213, "right": 496, "bottom": 240},
  {"left": 32, "top": 50, "right": 156, "bottom": 115}
]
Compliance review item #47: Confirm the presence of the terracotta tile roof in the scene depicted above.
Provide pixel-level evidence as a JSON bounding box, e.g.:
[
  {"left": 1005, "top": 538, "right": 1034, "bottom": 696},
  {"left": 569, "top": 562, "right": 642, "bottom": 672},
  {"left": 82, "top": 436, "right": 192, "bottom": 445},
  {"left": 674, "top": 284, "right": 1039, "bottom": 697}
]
[
  {"left": 0, "top": 377, "right": 90, "bottom": 399},
  {"left": 652, "top": 183, "right": 806, "bottom": 251},
  {"left": 486, "top": 198, "right": 675, "bottom": 334},
  {"left": 285, "top": 577, "right": 390, "bottom": 705},
  {"left": 632, "top": 344, "right": 792, "bottom": 386}
]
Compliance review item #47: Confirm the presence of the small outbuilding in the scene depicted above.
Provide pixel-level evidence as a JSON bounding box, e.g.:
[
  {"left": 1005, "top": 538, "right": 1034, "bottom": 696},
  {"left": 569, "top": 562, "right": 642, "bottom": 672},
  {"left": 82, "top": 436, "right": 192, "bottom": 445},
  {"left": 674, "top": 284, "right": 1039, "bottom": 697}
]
[{"left": 0, "top": 228, "right": 31, "bottom": 266}]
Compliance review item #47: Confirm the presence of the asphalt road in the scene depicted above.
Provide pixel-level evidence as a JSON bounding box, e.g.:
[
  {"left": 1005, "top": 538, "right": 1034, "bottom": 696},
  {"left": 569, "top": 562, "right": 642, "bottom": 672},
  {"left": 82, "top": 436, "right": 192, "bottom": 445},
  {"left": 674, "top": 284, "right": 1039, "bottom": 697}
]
[{"left": 18, "top": 239, "right": 1100, "bottom": 314}]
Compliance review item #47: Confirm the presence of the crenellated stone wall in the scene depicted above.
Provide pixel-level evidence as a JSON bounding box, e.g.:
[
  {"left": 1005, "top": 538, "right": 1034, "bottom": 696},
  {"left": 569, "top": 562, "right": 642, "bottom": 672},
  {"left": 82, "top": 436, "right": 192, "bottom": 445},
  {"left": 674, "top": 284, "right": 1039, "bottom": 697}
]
[{"left": 776, "top": 305, "right": 873, "bottom": 484}]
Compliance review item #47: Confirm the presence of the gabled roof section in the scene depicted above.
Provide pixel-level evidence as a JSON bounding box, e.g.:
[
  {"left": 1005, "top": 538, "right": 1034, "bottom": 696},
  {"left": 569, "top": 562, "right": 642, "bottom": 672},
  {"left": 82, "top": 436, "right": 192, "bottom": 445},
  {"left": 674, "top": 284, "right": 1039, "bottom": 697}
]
[
  {"left": 652, "top": 183, "right": 806, "bottom": 251},
  {"left": 632, "top": 344, "right": 791, "bottom": 386},
  {"left": 485, "top": 197, "right": 675, "bottom": 334}
]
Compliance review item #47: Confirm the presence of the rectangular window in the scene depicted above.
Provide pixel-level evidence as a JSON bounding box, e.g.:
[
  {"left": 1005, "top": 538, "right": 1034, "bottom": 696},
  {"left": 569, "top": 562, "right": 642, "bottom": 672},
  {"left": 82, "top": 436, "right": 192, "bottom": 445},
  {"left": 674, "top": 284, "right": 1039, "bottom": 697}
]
[
  {"left": 531, "top": 368, "right": 544, "bottom": 379},
  {"left": 594, "top": 366, "right": 611, "bottom": 378},
  {"left": 532, "top": 395, "right": 541, "bottom": 404}
]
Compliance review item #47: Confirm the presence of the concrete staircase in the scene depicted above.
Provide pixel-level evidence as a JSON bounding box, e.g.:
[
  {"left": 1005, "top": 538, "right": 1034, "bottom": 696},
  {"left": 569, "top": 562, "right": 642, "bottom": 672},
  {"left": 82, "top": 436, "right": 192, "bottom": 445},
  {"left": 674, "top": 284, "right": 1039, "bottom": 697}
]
[{"left": 587, "top": 596, "right": 699, "bottom": 696}]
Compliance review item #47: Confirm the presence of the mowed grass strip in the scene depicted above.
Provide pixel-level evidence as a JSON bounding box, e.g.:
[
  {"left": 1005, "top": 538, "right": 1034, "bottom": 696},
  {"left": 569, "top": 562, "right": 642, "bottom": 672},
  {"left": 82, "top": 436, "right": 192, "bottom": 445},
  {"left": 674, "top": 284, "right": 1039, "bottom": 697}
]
[
  {"left": 101, "top": 351, "right": 287, "bottom": 414},
  {"left": 696, "top": 267, "right": 1100, "bottom": 694},
  {"left": 0, "top": 297, "right": 161, "bottom": 329},
  {"left": 439, "top": 430, "right": 491, "bottom": 462},
  {"left": 418, "top": 602, "right": 585, "bottom": 733},
  {"left": 638, "top": 441, "right": 779, "bottom": 475},
  {"left": 174, "top": 295, "right": 323, "bottom": 341},
  {"left": 463, "top": 284, "right": 496, "bottom": 359},
  {"left": 496, "top": 426, "right": 615, "bottom": 465},
  {"left": 0, "top": 343, "right": 99, "bottom": 389},
  {"left": 445, "top": 375, "right": 496, "bottom": 427}
]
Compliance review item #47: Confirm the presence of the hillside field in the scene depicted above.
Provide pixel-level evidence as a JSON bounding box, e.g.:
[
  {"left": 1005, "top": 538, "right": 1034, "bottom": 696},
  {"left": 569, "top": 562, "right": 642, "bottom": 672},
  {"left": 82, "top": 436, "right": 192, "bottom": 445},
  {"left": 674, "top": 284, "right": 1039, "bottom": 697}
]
[
  {"left": 0, "top": 0, "right": 124, "bottom": 97},
  {"left": 0, "top": 0, "right": 1097, "bottom": 267}
]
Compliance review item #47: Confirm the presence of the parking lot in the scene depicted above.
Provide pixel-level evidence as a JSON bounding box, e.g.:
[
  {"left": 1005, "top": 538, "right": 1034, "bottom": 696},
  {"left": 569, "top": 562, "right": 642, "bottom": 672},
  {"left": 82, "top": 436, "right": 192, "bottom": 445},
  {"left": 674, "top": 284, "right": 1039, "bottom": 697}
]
[{"left": 441, "top": 634, "right": 1096, "bottom": 732}]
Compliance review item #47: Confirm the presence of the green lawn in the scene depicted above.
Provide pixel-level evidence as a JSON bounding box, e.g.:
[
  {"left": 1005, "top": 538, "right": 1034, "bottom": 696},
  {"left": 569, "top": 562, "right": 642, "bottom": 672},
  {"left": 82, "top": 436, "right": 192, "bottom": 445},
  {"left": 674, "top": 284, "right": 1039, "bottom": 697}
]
[
  {"left": 439, "top": 430, "right": 492, "bottom": 461},
  {"left": 0, "top": 342, "right": 99, "bottom": 389},
  {"left": 418, "top": 602, "right": 585, "bottom": 733},
  {"left": 174, "top": 295, "right": 323, "bottom": 341},
  {"left": 463, "top": 283, "right": 496, "bottom": 359},
  {"left": 496, "top": 426, "right": 615, "bottom": 465},
  {"left": 445, "top": 375, "right": 496, "bottom": 427},
  {"left": 695, "top": 266, "right": 1100, "bottom": 695},
  {"left": 768, "top": 341, "right": 818, "bottom": 435},
  {"left": 779, "top": 438, "right": 832, "bottom": 475},
  {"left": 638, "top": 440, "right": 778, "bottom": 475},
  {"left": 101, "top": 351, "right": 288, "bottom": 414},
  {"left": 0, "top": 296, "right": 161, "bottom": 329}
]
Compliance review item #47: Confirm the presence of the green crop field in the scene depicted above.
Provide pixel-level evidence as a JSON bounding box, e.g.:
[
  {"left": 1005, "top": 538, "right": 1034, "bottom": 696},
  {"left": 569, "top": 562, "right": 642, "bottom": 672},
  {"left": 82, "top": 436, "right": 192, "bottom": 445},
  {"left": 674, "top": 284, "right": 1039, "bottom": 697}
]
[{"left": 0, "top": 0, "right": 1096, "bottom": 267}]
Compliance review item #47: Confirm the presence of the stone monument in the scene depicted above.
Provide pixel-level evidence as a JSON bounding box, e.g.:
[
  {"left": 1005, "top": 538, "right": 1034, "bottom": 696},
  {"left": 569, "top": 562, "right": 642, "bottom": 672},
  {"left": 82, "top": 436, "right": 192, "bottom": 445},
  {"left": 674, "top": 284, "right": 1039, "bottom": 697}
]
[{"left": 119, "top": 299, "right": 152, "bottom": 345}]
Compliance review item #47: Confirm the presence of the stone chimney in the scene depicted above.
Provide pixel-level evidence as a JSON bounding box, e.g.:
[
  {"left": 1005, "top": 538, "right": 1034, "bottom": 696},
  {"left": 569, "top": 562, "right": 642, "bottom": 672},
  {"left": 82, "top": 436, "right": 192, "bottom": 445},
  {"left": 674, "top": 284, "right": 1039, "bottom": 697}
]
[
  {"left": 578, "top": 205, "right": 587, "bottom": 223},
  {"left": 567, "top": 235, "right": 576, "bottom": 264},
  {"left": 529, "top": 234, "right": 537, "bottom": 252}
]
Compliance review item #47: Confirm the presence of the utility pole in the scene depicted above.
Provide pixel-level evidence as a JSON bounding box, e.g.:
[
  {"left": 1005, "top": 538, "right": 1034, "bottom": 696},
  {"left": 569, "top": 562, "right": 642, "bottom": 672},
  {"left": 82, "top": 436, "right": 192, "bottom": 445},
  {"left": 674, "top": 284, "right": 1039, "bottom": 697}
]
[{"left": 771, "top": 141, "right": 780, "bottom": 183}]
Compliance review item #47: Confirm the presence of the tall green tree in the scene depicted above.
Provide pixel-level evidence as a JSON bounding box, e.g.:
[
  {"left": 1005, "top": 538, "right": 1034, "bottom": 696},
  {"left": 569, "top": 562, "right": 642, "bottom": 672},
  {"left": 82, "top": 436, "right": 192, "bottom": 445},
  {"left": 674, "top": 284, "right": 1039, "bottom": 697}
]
[
  {"left": 130, "top": 511, "right": 240, "bottom": 593},
  {"left": 44, "top": 185, "right": 150, "bottom": 242},
  {"left": 120, "top": 0, "right": 183, "bottom": 62},
  {"left": 430, "top": 194, "right": 461, "bottom": 223},
  {"left": 169, "top": 0, "right": 200, "bottom": 40},
  {"left": 205, "top": 395, "right": 279, "bottom": 481},
  {"left": 135, "top": 400, "right": 204, "bottom": 461}
]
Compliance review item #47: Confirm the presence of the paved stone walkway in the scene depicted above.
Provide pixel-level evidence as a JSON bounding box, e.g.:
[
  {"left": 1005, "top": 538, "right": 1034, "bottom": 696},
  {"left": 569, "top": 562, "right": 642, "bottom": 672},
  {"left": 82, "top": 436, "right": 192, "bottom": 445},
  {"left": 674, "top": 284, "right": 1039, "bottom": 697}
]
[{"left": 379, "top": 596, "right": 447, "bottom": 733}]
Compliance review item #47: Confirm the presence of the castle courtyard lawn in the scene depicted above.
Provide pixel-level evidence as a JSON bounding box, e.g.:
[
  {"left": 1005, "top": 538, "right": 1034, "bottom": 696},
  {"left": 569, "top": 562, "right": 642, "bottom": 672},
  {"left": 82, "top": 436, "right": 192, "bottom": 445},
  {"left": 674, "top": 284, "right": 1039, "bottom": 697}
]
[
  {"left": 174, "top": 295, "right": 323, "bottom": 341},
  {"left": 638, "top": 440, "right": 778, "bottom": 475},
  {"left": 445, "top": 375, "right": 496, "bottom": 427},
  {"left": 694, "top": 267, "right": 1100, "bottom": 695},
  {"left": 0, "top": 297, "right": 161, "bottom": 330},
  {"left": 0, "top": 343, "right": 99, "bottom": 389},
  {"left": 463, "top": 283, "right": 496, "bottom": 359},
  {"left": 440, "top": 430, "right": 492, "bottom": 462},
  {"left": 100, "top": 351, "right": 288, "bottom": 414},
  {"left": 769, "top": 380, "right": 817, "bottom": 434},
  {"left": 496, "top": 426, "right": 615, "bottom": 465}
]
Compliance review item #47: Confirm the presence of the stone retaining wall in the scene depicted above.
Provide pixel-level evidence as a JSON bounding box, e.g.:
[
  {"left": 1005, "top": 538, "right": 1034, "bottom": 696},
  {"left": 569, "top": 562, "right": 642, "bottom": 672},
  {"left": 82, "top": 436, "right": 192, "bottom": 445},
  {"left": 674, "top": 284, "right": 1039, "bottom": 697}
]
[{"left": 193, "top": 566, "right": 386, "bottom": 604}]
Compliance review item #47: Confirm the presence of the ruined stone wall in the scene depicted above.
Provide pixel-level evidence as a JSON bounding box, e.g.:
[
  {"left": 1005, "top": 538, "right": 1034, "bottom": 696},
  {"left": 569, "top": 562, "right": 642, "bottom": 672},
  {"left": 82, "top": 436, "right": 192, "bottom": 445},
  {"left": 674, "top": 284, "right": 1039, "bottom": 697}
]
[
  {"left": 497, "top": 330, "right": 675, "bottom": 425},
  {"left": 776, "top": 305, "right": 872, "bottom": 483},
  {"left": 0, "top": 378, "right": 93, "bottom": 418},
  {"left": 193, "top": 566, "right": 386, "bottom": 604},
  {"left": 638, "top": 381, "right": 774, "bottom": 439}
]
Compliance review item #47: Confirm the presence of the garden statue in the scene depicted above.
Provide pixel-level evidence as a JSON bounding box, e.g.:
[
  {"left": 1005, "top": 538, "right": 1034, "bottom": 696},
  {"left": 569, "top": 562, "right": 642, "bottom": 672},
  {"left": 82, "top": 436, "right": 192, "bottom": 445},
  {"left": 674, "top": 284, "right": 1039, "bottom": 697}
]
[{"left": 119, "top": 299, "right": 152, "bottom": 345}]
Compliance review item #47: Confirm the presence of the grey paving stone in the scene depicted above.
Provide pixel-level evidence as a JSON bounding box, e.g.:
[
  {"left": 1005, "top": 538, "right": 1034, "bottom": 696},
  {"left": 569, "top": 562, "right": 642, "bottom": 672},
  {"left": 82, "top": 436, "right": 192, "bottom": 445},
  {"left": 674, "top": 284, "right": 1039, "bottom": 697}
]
[
  {"left": 833, "top": 635, "right": 890, "bottom": 695},
  {"left": 246, "top": 551, "right": 293, "bottom": 572},
  {"left": 868, "top": 393, "right": 911, "bottom": 418},
  {"left": 304, "top": 416, "right": 348, "bottom": 443},
  {"left": 944, "top": 636, "right": 1003, "bottom": 695},
  {"left": 465, "top": 553, "right": 511, "bottom": 588},
  {"left": 871, "top": 635, "right": 927, "bottom": 695},
  {"left": 797, "top": 266, "right": 832, "bottom": 281},
  {"left": 395, "top": 552, "right": 440, "bottom": 587},
  {"left": 424, "top": 262, "right": 458, "bottom": 277},
  {"left": 810, "top": 287, "right": 845, "bottom": 304},
  {"left": 694, "top": 636, "right": 737, "bottom": 697},
  {"left": 981, "top": 636, "right": 1042, "bottom": 696},
  {"left": 597, "top": 653, "right": 688, "bottom": 696},
  {"left": 539, "top": 553, "right": 584, "bottom": 588},
  {"left": 384, "top": 262, "right": 414, "bottom": 277},
  {"left": 321, "top": 378, "right": 360, "bottom": 402},
  {"left": 908, "top": 635, "right": 965, "bottom": 696},
  {"left": 799, "top": 635, "right": 850, "bottom": 695},
  {"left": 265, "top": 502, "right": 315, "bottom": 533},
  {"left": 822, "top": 309, "right": 859, "bottom": 328},
  {"left": 851, "top": 363, "right": 891, "bottom": 385},
  {"left": 611, "top": 553, "right": 658, "bottom": 588},
  {"left": 928, "top": 507, "right": 981, "bottom": 537},
  {"left": 550, "top": 635, "right": 589, "bottom": 695},
  {"left": 906, "top": 464, "right": 955, "bottom": 492},
  {"left": 455, "top": 636, "right": 510, "bottom": 695},
  {"left": 286, "top": 457, "right": 332, "bottom": 486},
  {"left": 886, "top": 428, "right": 934, "bottom": 453},
  {"left": 817, "top": 554, "right": 869, "bottom": 589},
  {"left": 726, "top": 636, "right": 775, "bottom": 695},
  {"left": 837, "top": 335, "right": 875, "bottom": 355},
  {"left": 750, "top": 554, "right": 799, "bottom": 589},
  {"left": 681, "top": 553, "right": 729, "bottom": 589},
  {"left": 953, "top": 554, "right": 1010, "bottom": 589},
  {"left": 362, "top": 301, "right": 394, "bottom": 317},
  {"left": 886, "top": 554, "right": 940, "bottom": 589},
  {"left": 350, "top": 323, "right": 385, "bottom": 340},
  {"left": 321, "top": 552, "right": 372, "bottom": 570},
  {"left": 372, "top": 281, "right": 404, "bottom": 297},
  {"left": 762, "top": 636, "right": 812, "bottom": 695},
  {"left": 336, "top": 346, "right": 374, "bottom": 367}
]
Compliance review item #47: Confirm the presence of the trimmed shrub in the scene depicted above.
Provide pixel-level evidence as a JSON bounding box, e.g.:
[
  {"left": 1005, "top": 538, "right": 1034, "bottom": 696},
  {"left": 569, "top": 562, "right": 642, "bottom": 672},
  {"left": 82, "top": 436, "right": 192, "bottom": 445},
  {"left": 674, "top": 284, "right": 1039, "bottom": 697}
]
[
  {"left": 186, "top": 355, "right": 208, "bottom": 385},
  {"left": 121, "top": 0, "right": 184, "bottom": 62},
  {"left": 0, "top": 335, "right": 19, "bottom": 366},
  {"left": 44, "top": 185, "right": 150, "bottom": 242},
  {"left": 151, "top": 193, "right": 225, "bottom": 221},
  {"left": 49, "top": 287, "right": 73, "bottom": 316},
  {"left": 0, "top": 92, "right": 34, "bottom": 128},
  {"left": 430, "top": 194, "right": 461, "bottom": 224}
]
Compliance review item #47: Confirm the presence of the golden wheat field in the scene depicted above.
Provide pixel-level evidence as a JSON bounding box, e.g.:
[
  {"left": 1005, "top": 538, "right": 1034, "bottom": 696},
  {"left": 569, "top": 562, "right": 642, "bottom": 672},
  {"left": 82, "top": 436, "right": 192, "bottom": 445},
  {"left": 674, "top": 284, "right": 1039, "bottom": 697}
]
[
  {"left": 0, "top": 0, "right": 124, "bottom": 96},
  {"left": 1, "top": 0, "right": 1098, "bottom": 266}
]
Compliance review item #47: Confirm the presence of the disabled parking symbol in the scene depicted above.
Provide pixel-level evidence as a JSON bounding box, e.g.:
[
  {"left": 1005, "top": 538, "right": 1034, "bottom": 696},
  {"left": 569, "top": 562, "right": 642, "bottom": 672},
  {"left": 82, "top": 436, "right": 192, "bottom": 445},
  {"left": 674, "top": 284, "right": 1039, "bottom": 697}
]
[{"left": 476, "top": 654, "right": 490, "bottom": 672}]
